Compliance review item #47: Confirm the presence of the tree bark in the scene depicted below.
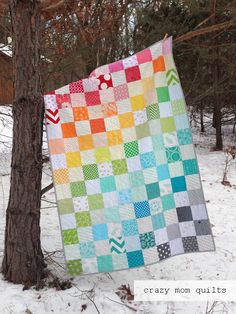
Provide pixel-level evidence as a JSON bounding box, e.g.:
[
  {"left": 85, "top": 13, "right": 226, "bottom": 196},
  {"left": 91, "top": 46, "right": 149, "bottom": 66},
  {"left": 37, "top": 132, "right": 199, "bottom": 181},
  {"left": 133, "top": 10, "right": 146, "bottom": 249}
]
[{"left": 2, "top": 0, "right": 45, "bottom": 284}]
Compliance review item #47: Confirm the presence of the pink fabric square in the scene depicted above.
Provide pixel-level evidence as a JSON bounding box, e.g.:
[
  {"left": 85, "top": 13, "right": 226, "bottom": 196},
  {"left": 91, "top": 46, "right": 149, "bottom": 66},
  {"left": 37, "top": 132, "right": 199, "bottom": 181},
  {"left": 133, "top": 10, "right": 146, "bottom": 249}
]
[
  {"left": 125, "top": 66, "right": 141, "bottom": 83},
  {"left": 114, "top": 84, "right": 129, "bottom": 101},
  {"left": 85, "top": 91, "right": 101, "bottom": 106},
  {"left": 162, "top": 36, "right": 173, "bottom": 55},
  {"left": 56, "top": 94, "right": 71, "bottom": 109},
  {"left": 136, "top": 48, "right": 152, "bottom": 64},
  {"left": 69, "top": 80, "right": 84, "bottom": 93},
  {"left": 109, "top": 60, "right": 124, "bottom": 73}
]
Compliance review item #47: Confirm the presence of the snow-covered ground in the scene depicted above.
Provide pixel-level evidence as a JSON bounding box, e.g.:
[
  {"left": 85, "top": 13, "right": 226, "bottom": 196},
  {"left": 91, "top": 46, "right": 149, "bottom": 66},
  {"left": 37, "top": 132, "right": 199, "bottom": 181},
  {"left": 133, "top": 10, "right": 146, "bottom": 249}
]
[{"left": 0, "top": 114, "right": 236, "bottom": 313}]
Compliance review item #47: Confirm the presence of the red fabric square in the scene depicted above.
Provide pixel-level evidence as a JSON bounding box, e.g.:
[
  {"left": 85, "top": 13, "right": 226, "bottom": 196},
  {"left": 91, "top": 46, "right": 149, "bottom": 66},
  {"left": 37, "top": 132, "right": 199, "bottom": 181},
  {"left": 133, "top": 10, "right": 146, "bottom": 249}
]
[
  {"left": 69, "top": 80, "right": 84, "bottom": 93},
  {"left": 136, "top": 48, "right": 152, "bottom": 64},
  {"left": 98, "top": 74, "right": 113, "bottom": 90},
  {"left": 56, "top": 94, "right": 71, "bottom": 109},
  {"left": 90, "top": 118, "right": 106, "bottom": 133},
  {"left": 85, "top": 91, "right": 101, "bottom": 106},
  {"left": 125, "top": 66, "right": 141, "bottom": 83}
]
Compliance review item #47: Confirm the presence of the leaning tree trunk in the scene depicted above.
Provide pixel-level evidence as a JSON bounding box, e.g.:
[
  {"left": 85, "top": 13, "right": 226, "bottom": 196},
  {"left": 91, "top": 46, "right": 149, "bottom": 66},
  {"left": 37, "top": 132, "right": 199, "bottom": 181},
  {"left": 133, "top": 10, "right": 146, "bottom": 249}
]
[{"left": 2, "top": 0, "right": 45, "bottom": 284}]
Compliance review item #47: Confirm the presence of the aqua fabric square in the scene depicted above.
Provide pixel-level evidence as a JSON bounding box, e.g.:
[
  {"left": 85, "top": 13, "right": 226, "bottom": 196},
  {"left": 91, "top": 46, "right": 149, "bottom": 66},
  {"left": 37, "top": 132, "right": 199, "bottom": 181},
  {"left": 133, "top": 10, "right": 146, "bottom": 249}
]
[
  {"left": 100, "top": 176, "right": 116, "bottom": 193},
  {"left": 134, "top": 201, "right": 151, "bottom": 218},
  {"left": 140, "top": 231, "right": 156, "bottom": 249},
  {"left": 183, "top": 159, "right": 198, "bottom": 175},
  {"left": 157, "top": 164, "right": 170, "bottom": 181},
  {"left": 119, "top": 189, "right": 133, "bottom": 204},
  {"left": 152, "top": 213, "right": 166, "bottom": 229},
  {"left": 122, "top": 219, "right": 138, "bottom": 236},
  {"left": 97, "top": 255, "right": 113, "bottom": 272},
  {"left": 146, "top": 182, "right": 160, "bottom": 199},
  {"left": 177, "top": 128, "right": 192, "bottom": 145},
  {"left": 174, "top": 114, "right": 189, "bottom": 130},
  {"left": 92, "top": 224, "right": 108, "bottom": 240},
  {"left": 166, "top": 146, "right": 181, "bottom": 163},
  {"left": 161, "top": 194, "right": 175, "bottom": 210},
  {"left": 127, "top": 250, "right": 144, "bottom": 268},
  {"left": 156, "top": 87, "right": 170, "bottom": 103},
  {"left": 140, "top": 152, "right": 156, "bottom": 169},
  {"left": 79, "top": 241, "right": 95, "bottom": 258},
  {"left": 152, "top": 134, "right": 164, "bottom": 150},
  {"left": 171, "top": 176, "right": 187, "bottom": 193},
  {"left": 129, "top": 171, "right": 145, "bottom": 187}
]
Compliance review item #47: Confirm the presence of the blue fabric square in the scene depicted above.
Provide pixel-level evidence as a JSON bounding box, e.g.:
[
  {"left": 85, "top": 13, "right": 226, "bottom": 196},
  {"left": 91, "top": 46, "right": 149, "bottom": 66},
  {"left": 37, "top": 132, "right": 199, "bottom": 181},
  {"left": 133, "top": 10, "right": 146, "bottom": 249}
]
[
  {"left": 146, "top": 182, "right": 160, "bottom": 199},
  {"left": 122, "top": 219, "right": 138, "bottom": 236},
  {"left": 177, "top": 128, "right": 192, "bottom": 145},
  {"left": 157, "top": 164, "right": 170, "bottom": 181},
  {"left": 134, "top": 201, "right": 151, "bottom": 218},
  {"left": 100, "top": 176, "right": 116, "bottom": 192},
  {"left": 127, "top": 250, "right": 144, "bottom": 268},
  {"left": 119, "top": 189, "right": 133, "bottom": 205},
  {"left": 152, "top": 213, "right": 166, "bottom": 230},
  {"left": 140, "top": 152, "right": 156, "bottom": 169},
  {"left": 183, "top": 159, "right": 198, "bottom": 175},
  {"left": 171, "top": 176, "right": 187, "bottom": 193},
  {"left": 79, "top": 241, "right": 95, "bottom": 258},
  {"left": 174, "top": 114, "right": 189, "bottom": 130},
  {"left": 92, "top": 224, "right": 108, "bottom": 240}
]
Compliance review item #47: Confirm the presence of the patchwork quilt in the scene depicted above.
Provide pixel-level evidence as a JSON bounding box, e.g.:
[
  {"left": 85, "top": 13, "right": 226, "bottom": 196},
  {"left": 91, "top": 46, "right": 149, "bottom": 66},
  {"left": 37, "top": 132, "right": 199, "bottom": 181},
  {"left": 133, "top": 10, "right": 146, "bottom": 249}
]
[{"left": 44, "top": 36, "right": 215, "bottom": 276}]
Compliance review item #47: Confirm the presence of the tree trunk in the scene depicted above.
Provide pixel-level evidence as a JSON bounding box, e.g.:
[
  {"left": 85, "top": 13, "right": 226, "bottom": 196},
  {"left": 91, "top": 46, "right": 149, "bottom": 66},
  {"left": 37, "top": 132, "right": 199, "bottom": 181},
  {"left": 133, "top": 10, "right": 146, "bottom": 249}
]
[
  {"left": 2, "top": 0, "right": 45, "bottom": 285},
  {"left": 200, "top": 101, "right": 205, "bottom": 133}
]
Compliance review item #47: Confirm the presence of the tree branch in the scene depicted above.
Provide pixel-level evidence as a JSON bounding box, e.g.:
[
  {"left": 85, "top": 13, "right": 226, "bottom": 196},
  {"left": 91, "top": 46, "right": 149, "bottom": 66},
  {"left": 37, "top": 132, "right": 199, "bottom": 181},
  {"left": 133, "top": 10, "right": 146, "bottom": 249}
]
[{"left": 41, "top": 183, "right": 54, "bottom": 196}]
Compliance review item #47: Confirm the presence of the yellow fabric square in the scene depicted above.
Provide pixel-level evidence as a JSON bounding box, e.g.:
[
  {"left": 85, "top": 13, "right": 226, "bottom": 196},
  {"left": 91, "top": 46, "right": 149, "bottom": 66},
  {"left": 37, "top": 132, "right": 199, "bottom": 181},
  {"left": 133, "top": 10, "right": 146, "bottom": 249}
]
[
  {"left": 131, "top": 95, "right": 146, "bottom": 111},
  {"left": 95, "top": 147, "right": 111, "bottom": 162},
  {"left": 119, "top": 112, "right": 134, "bottom": 129},
  {"left": 107, "top": 130, "right": 122, "bottom": 146},
  {"left": 54, "top": 169, "right": 69, "bottom": 184},
  {"left": 66, "top": 152, "right": 82, "bottom": 167},
  {"left": 142, "top": 77, "right": 154, "bottom": 93}
]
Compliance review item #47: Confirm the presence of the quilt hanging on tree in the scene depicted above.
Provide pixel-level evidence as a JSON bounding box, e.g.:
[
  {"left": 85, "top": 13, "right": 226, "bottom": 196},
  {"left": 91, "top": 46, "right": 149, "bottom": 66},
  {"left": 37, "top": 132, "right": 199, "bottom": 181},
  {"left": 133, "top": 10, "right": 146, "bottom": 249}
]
[{"left": 44, "top": 36, "right": 215, "bottom": 276}]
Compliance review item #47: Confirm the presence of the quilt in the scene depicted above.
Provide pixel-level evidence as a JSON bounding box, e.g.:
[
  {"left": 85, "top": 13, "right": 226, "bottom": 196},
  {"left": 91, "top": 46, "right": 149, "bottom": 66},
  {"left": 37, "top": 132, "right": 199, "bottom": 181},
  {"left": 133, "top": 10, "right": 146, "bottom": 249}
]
[{"left": 44, "top": 36, "right": 215, "bottom": 276}]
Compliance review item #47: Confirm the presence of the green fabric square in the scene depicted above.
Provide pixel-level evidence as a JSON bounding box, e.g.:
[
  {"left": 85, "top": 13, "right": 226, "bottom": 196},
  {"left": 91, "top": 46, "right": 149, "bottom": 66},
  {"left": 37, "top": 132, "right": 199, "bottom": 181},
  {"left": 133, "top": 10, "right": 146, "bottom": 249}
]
[
  {"left": 136, "top": 122, "right": 150, "bottom": 139},
  {"left": 97, "top": 255, "right": 113, "bottom": 272},
  {"left": 156, "top": 87, "right": 170, "bottom": 103},
  {"left": 129, "top": 171, "right": 144, "bottom": 187},
  {"left": 75, "top": 212, "right": 91, "bottom": 227},
  {"left": 147, "top": 103, "right": 160, "bottom": 120},
  {"left": 172, "top": 99, "right": 186, "bottom": 115},
  {"left": 88, "top": 194, "right": 104, "bottom": 210},
  {"left": 166, "top": 146, "right": 181, "bottom": 163},
  {"left": 112, "top": 159, "right": 128, "bottom": 175},
  {"left": 100, "top": 176, "right": 116, "bottom": 192},
  {"left": 160, "top": 117, "right": 175, "bottom": 133},
  {"left": 183, "top": 159, "right": 198, "bottom": 175},
  {"left": 67, "top": 259, "right": 83, "bottom": 276},
  {"left": 124, "top": 141, "right": 139, "bottom": 158},
  {"left": 62, "top": 229, "right": 79, "bottom": 245},
  {"left": 83, "top": 164, "right": 99, "bottom": 180},
  {"left": 161, "top": 194, "right": 175, "bottom": 211},
  {"left": 146, "top": 182, "right": 160, "bottom": 199},
  {"left": 58, "top": 199, "right": 74, "bottom": 214},
  {"left": 95, "top": 147, "right": 111, "bottom": 162},
  {"left": 104, "top": 207, "right": 121, "bottom": 223},
  {"left": 70, "top": 181, "right": 86, "bottom": 197}
]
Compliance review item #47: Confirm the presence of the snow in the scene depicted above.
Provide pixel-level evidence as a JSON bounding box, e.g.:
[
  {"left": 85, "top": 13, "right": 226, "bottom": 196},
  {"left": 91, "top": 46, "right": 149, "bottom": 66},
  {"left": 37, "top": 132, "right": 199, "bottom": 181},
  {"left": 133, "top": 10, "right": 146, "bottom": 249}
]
[{"left": 0, "top": 113, "right": 236, "bottom": 313}]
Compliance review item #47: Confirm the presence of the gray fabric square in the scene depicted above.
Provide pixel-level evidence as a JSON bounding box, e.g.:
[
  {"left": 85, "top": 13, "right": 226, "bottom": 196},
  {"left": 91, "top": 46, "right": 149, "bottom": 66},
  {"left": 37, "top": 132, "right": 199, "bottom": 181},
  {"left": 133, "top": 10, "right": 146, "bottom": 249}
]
[
  {"left": 169, "top": 238, "right": 184, "bottom": 255},
  {"left": 197, "top": 235, "right": 215, "bottom": 251},
  {"left": 194, "top": 219, "right": 212, "bottom": 235},
  {"left": 191, "top": 204, "right": 208, "bottom": 220},
  {"left": 157, "top": 242, "right": 171, "bottom": 260},
  {"left": 167, "top": 223, "right": 181, "bottom": 240},
  {"left": 182, "top": 236, "right": 199, "bottom": 252},
  {"left": 179, "top": 221, "right": 196, "bottom": 237},
  {"left": 176, "top": 206, "right": 193, "bottom": 222},
  {"left": 188, "top": 189, "right": 204, "bottom": 205}
]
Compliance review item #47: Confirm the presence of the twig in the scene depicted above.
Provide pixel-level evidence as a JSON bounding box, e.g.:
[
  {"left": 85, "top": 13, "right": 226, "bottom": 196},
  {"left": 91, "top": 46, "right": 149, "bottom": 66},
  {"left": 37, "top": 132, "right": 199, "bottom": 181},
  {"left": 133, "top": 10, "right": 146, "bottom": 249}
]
[{"left": 105, "top": 296, "right": 137, "bottom": 312}]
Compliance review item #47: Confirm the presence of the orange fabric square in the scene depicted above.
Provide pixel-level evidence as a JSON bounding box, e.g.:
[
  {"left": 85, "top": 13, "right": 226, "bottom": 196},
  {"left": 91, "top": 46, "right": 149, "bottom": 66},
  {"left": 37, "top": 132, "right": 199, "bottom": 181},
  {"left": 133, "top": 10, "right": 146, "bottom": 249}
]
[
  {"left": 73, "top": 107, "right": 89, "bottom": 121},
  {"left": 119, "top": 113, "right": 134, "bottom": 129},
  {"left": 54, "top": 168, "right": 69, "bottom": 184},
  {"left": 78, "top": 134, "right": 94, "bottom": 151},
  {"left": 153, "top": 56, "right": 165, "bottom": 73},
  {"left": 107, "top": 130, "right": 122, "bottom": 145},
  {"left": 49, "top": 139, "right": 65, "bottom": 154},
  {"left": 90, "top": 118, "right": 106, "bottom": 134},
  {"left": 61, "top": 122, "right": 77, "bottom": 138}
]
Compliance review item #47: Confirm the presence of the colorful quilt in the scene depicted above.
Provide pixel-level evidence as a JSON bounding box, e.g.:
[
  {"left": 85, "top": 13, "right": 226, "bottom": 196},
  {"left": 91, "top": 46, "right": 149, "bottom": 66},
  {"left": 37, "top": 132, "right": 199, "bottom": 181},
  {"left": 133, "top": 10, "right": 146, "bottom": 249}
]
[{"left": 44, "top": 36, "right": 215, "bottom": 276}]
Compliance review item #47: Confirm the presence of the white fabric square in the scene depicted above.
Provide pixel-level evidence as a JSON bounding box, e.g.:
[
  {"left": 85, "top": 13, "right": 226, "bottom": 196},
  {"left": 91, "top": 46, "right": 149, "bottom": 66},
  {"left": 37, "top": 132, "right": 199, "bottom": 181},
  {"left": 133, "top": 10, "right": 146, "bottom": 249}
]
[
  {"left": 138, "top": 137, "right": 153, "bottom": 153},
  {"left": 80, "top": 150, "right": 96, "bottom": 165},
  {"left": 56, "top": 84, "right": 70, "bottom": 94},
  {"left": 88, "top": 105, "right": 103, "bottom": 119},
  {"left": 128, "top": 81, "right": 143, "bottom": 96},
  {"left": 179, "top": 221, "right": 196, "bottom": 237},
  {"left": 95, "top": 240, "right": 110, "bottom": 256},
  {"left": 55, "top": 183, "right": 72, "bottom": 200},
  {"left": 174, "top": 191, "right": 190, "bottom": 207},
  {"left": 137, "top": 217, "right": 153, "bottom": 233},
  {"left": 164, "top": 209, "right": 178, "bottom": 225},
  {"left": 47, "top": 124, "right": 62, "bottom": 139},
  {"left": 143, "top": 247, "right": 160, "bottom": 263},
  {"left": 100, "top": 88, "right": 115, "bottom": 103},
  {"left": 77, "top": 226, "right": 93, "bottom": 242},
  {"left": 149, "top": 119, "right": 161, "bottom": 135},
  {"left": 154, "top": 228, "right": 168, "bottom": 245},
  {"left": 61, "top": 214, "right": 76, "bottom": 230},
  {"left": 64, "top": 138, "right": 79, "bottom": 152},
  {"left": 75, "top": 120, "right": 91, "bottom": 136},
  {"left": 115, "top": 174, "right": 130, "bottom": 189},
  {"left": 126, "top": 156, "right": 142, "bottom": 172},
  {"left": 82, "top": 257, "right": 98, "bottom": 274},
  {"left": 186, "top": 174, "right": 201, "bottom": 190},
  {"left": 191, "top": 204, "right": 208, "bottom": 220},
  {"left": 98, "top": 161, "right": 113, "bottom": 177},
  {"left": 139, "top": 62, "right": 153, "bottom": 79},
  {"left": 108, "top": 222, "right": 123, "bottom": 237},
  {"left": 44, "top": 95, "right": 57, "bottom": 109},
  {"left": 105, "top": 116, "right": 120, "bottom": 131},
  {"left": 168, "top": 161, "right": 184, "bottom": 178},
  {"left": 111, "top": 70, "right": 127, "bottom": 86},
  {"left": 145, "top": 90, "right": 158, "bottom": 105},
  {"left": 71, "top": 93, "right": 86, "bottom": 107},
  {"left": 159, "top": 101, "right": 173, "bottom": 118},
  {"left": 116, "top": 99, "right": 132, "bottom": 114},
  {"left": 169, "top": 84, "right": 183, "bottom": 101},
  {"left": 64, "top": 244, "right": 81, "bottom": 260},
  {"left": 73, "top": 196, "right": 89, "bottom": 212},
  {"left": 85, "top": 179, "right": 101, "bottom": 195},
  {"left": 154, "top": 72, "right": 167, "bottom": 88},
  {"left": 180, "top": 144, "right": 196, "bottom": 160},
  {"left": 123, "top": 55, "right": 138, "bottom": 69},
  {"left": 68, "top": 167, "right": 84, "bottom": 182},
  {"left": 134, "top": 109, "right": 148, "bottom": 126},
  {"left": 150, "top": 43, "right": 162, "bottom": 59},
  {"left": 149, "top": 197, "right": 163, "bottom": 214},
  {"left": 169, "top": 238, "right": 184, "bottom": 255},
  {"left": 110, "top": 144, "right": 125, "bottom": 160},
  {"left": 159, "top": 179, "right": 172, "bottom": 196},
  {"left": 121, "top": 128, "right": 136, "bottom": 143},
  {"left": 119, "top": 204, "right": 136, "bottom": 220},
  {"left": 51, "top": 154, "right": 67, "bottom": 170},
  {"left": 103, "top": 191, "right": 119, "bottom": 208},
  {"left": 163, "top": 131, "right": 178, "bottom": 147},
  {"left": 90, "top": 209, "right": 105, "bottom": 225},
  {"left": 143, "top": 167, "right": 158, "bottom": 184},
  {"left": 83, "top": 78, "right": 99, "bottom": 92}
]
